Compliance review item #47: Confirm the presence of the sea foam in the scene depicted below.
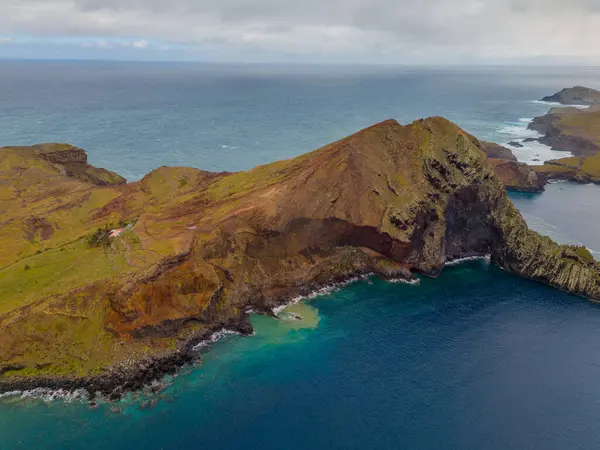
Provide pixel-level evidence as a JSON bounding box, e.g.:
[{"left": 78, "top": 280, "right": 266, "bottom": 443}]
[
  {"left": 0, "top": 388, "right": 88, "bottom": 403},
  {"left": 273, "top": 274, "right": 376, "bottom": 315},
  {"left": 496, "top": 117, "right": 572, "bottom": 165},
  {"left": 192, "top": 329, "right": 242, "bottom": 351},
  {"left": 531, "top": 100, "right": 591, "bottom": 109},
  {"left": 445, "top": 255, "right": 491, "bottom": 266}
]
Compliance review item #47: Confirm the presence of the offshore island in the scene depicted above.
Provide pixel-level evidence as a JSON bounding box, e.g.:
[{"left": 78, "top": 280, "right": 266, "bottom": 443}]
[{"left": 1, "top": 89, "right": 600, "bottom": 399}]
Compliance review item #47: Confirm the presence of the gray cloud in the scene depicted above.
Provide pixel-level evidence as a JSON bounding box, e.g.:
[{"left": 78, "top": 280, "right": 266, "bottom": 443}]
[{"left": 1, "top": 0, "right": 600, "bottom": 62}]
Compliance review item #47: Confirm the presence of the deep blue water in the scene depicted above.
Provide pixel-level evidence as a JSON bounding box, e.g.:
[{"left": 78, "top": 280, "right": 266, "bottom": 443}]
[
  {"left": 2, "top": 61, "right": 600, "bottom": 449},
  {"left": 2, "top": 61, "right": 600, "bottom": 179}
]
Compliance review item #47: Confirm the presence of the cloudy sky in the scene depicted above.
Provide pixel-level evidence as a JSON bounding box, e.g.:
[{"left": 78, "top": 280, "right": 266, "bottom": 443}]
[{"left": 1, "top": 0, "right": 600, "bottom": 64}]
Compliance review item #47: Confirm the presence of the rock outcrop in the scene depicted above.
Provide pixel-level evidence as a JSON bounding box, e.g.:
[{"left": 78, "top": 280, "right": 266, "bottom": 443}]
[
  {"left": 541, "top": 86, "right": 600, "bottom": 106},
  {"left": 1, "top": 118, "right": 598, "bottom": 396},
  {"left": 474, "top": 141, "right": 544, "bottom": 191},
  {"left": 3, "top": 143, "right": 127, "bottom": 186},
  {"left": 487, "top": 159, "right": 545, "bottom": 192},
  {"left": 479, "top": 141, "right": 517, "bottom": 161}
]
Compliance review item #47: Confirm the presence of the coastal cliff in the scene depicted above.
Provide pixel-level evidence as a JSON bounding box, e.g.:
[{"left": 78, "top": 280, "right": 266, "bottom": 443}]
[
  {"left": 479, "top": 141, "right": 517, "bottom": 161},
  {"left": 1, "top": 118, "right": 598, "bottom": 396},
  {"left": 528, "top": 106, "right": 600, "bottom": 157},
  {"left": 486, "top": 158, "right": 545, "bottom": 192},
  {"left": 535, "top": 152, "right": 600, "bottom": 184}
]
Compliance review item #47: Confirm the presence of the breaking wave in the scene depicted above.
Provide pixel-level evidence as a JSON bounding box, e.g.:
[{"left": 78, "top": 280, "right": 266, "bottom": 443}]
[
  {"left": 0, "top": 388, "right": 88, "bottom": 403},
  {"left": 445, "top": 255, "right": 491, "bottom": 266},
  {"left": 531, "top": 100, "right": 590, "bottom": 109},
  {"left": 495, "top": 117, "right": 572, "bottom": 165},
  {"left": 192, "top": 329, "right": 242, "bottom": 351},
  {"left": 272, "top": 274, "right": 374, "bottom": 316}
]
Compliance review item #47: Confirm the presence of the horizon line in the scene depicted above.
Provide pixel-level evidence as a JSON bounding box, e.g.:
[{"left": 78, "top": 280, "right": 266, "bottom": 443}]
[{"left": 2, "top": 56, "right": 600, "bottom": 69}]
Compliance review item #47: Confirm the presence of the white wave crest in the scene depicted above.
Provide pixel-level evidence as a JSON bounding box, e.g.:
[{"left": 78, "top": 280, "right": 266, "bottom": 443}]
[
  {"left": 0, "top": 388, "right": 88, "bottom": 403},
  {"left": 531, "top": 100, "right": 591, "bottom": 109},
  {"left": 388, "top": 277, "right": 421, "bottom": 285},
  {"left": 273, "top": 274, "right": 374, "bottom": 315},
  {"left": 192, "top": 329, "right": 241, "bottom": 351},
  {"left": 496, "top": 123, "right": 541, "bottom": 139},
  {"left": 445, "top": 255, "right": 491, "bottom": 266}
]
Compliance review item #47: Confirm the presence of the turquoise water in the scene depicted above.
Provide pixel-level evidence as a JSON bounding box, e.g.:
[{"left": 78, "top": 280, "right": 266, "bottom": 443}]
[
  {"left": 5, "top": 264, "right": 600, "bottom": 449},
  {"left": 2, "top": 62, "right": 600, "bottom": 449}
]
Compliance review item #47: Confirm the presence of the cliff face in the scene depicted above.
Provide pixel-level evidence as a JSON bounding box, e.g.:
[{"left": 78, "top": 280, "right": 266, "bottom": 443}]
[
  {"left": 528, "top": 106, "right": 600, "bottom": 157},
  {"left": 2, "top": 143, "right": 127, "bottom": 187},
  {"left": 535, "top": 152, "right": 600, "bottom": 184},
  {"left": 486, "top": 159, "right": 545, "bottom": 192},
  {"left": 479, "top": 141, "right": 517, "bottom": 161},
  {"left": 541, "top": 86, "right": 600, "bottom": 106},
  {"left": 476, "top": 142, "right": 544, "bottom": 192},
  {"left": 1, "top": 118, "right": 598, "bottom": 394}
]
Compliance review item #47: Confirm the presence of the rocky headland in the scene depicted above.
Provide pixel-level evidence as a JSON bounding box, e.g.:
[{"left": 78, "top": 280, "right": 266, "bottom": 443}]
[
  {"left": 540, "top": 86, "right": 600, "bottom": 106},
  {"left": 528, "top": 105, "right": 600, "bottom": 157},
  {"left": 479, "top": 141, "right": 545, "bottom": 192},
  {"left": 1, "top": 118, "right": 599, "bottom": 398}
]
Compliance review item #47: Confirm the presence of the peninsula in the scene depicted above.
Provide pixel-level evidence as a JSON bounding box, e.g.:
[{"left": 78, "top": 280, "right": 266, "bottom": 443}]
[{"left": 1, "top": 117, "right": 599, "bottom": 397}]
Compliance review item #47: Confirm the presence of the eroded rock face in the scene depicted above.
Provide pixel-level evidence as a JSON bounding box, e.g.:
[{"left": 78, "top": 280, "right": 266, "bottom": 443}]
[
  {"left": 0, "top": 118, "right": 598, "bottom": 394},
  {"left": 8, "top": 143, "right": 127, "bottom": 186},
  {"left": 487, "top": 159, "right": 545, "bottom": 192},
  {"left": 478, "top": 141, "right": 517, "bottom": 161}
]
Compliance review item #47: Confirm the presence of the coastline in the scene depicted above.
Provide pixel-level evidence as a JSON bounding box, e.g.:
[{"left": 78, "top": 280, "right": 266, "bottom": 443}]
[
  {"left": 497, "top": 100, "right": 600, "bottom": 185},
  {"left": 0, "top": 268, "right": 416, "bottom": 402},
  {"left": 2, "top": 113, "right": 599, "bottom": 404},
  {"left": 0, "top": 256, "right": 501, "bottom": 403}
]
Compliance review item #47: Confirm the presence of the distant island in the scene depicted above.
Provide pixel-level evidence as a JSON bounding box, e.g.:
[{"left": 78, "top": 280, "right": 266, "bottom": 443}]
[
  {"left": 1, "top": 116, "right": 598, "bottom": 399},
  {"left": 541, "top": 86, "right": 600, "bottom": 106}
]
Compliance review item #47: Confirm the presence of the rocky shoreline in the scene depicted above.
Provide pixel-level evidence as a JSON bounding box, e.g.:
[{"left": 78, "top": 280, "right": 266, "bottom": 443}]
[
  {"left": 0, "top": 317, "right": 252, "bottom": 401},
  {"left": 0, "top": 269, "right": 414, "bottom": 400},
  {"left": 1, "top": 116, "right": 599, "bottom": 400}
]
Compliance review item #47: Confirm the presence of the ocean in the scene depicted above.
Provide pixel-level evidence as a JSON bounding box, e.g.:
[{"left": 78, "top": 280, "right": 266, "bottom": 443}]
[{"left": 1, "top": 61, "right": 600, "bottom": 449}]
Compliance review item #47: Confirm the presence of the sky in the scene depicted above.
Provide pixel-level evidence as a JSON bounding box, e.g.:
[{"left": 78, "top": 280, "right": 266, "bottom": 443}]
[{"left": 1, "top": 0, "right": 600, "bottom": 64}]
